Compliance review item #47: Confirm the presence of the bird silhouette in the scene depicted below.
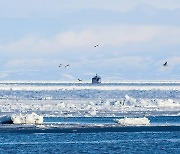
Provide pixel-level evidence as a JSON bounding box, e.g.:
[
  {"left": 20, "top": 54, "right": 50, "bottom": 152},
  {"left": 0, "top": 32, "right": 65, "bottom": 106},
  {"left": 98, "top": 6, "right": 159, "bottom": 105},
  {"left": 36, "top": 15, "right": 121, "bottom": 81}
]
[
  {"left": 94, "top": 44, "right": 99, "bottom": 47},
  {"left": 78, "top": 79, "right": 82, "bottom": 82},
  {"left": 163, "top": 61, "right": 168, "bottom": 66},
  {"left": 65, "top": 64, "right": 70, "bottom": 68},
  {"left": 59, "top": 64, "right": 62, "bottom": 67}
]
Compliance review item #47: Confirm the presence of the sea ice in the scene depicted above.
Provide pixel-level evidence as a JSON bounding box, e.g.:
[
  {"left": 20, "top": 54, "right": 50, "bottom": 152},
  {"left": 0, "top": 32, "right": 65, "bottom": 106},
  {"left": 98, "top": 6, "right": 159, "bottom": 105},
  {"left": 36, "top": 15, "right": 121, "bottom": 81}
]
[
  {"left": 0, "top": 115, "right": 12, "bottom": 124},
  {"left": 11, "top": 113, "right": 43, "bottom": 124},
  {"left": 0, "top": 82, "right": 179, "bottom": 117},
  {"left": 0, "top": 113, "right": 43, "bottom": 124},
  {"left": 115, "top": 117, "right": 150, "bottom": 126}
]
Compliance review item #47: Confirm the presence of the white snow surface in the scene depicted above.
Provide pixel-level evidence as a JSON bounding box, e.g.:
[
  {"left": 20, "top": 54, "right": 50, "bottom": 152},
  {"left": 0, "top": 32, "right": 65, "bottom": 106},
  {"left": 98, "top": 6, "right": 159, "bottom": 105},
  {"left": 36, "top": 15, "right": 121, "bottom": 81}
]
[{"left": 115, "top": 117, "right": 150, "bottom": 126}]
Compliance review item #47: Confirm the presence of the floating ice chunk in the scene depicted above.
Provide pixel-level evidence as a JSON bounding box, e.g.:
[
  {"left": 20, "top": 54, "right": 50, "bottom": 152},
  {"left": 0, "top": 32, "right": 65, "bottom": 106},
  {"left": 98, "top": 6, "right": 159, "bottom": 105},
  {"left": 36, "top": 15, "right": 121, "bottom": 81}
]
[
  {"left": 124, "top": 95, "right": 137, "bottom": 106},
  {"left": 43, "top": 96, "right": 52, "bottom": 100},
  {"left": 0, "top": 115, "right": 12, "bottom": 124},
  {"left": 11, "top": 113, "right": 43, "bottom": 124},
  {"left": 89, "top": 109, "right": 97, "bottom": 116},
  {"left": 156, "top": 99, "right": 177, "bottom": 107},
  {"left": 115, "top": 117, "right": 150, "bottom": 126}
]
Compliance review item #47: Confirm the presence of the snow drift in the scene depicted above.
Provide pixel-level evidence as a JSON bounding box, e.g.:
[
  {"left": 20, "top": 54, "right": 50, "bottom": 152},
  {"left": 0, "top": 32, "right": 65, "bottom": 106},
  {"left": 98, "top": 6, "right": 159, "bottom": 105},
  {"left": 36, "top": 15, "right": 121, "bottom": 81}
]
[
  {"left": 115, "top": 117, "right": 150, "bottom": 126},
  {"left": 0, "top": 113, "right": 43, "bottom": 124}
]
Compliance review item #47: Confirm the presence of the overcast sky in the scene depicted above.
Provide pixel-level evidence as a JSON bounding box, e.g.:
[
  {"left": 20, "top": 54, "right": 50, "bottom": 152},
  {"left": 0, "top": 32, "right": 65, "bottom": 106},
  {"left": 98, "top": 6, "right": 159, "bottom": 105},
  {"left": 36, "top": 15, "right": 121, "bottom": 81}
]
[{"left": 0, "top": 0, "right": 180, "bottom": 81}]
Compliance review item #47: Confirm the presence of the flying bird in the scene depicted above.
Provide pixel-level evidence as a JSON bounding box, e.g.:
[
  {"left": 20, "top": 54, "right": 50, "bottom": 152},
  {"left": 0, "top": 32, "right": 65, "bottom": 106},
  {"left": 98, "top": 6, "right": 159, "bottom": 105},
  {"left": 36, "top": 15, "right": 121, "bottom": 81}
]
[
  {"left": 163, "top": 61, "right": 168, "bottom": 66},
  {"left": 59, "top": 64, "right": 62, "bottom": 67},
  {"left": 94, "top": 44, "right": 99, "bottom": 48},
  {"left": 65, "top": 64, "right": 70, "bottom": 68},
  {"left": 78, "top": 79, "right": 82, "bottom": 82}
]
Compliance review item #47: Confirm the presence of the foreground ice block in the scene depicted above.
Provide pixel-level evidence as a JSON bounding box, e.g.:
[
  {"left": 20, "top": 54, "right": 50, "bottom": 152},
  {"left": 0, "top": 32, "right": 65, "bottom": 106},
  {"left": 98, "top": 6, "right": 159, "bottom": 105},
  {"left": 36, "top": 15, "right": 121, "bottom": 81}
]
[
  {"left": 11, "top": 113, "right": 43, "bottom": 124},
  {"left": 0, "top": 116, "right": 12, "bottom": 124},
  {"left": 0, "top": 113, "right": 43, "bottom": 124},
  {"left": 115, "top": 117, "right": 150, "bottom": 126}
]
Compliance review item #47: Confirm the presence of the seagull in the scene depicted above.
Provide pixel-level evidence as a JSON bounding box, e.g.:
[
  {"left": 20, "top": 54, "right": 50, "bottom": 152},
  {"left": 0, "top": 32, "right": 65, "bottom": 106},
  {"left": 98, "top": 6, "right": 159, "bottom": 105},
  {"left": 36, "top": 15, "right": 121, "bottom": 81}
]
[
  {"left": 94, "top": 44, "right": 99, "bottom": 48},
  {"left": 59, "top": 64, "right": 62, "bottom": 67},
  {"left": 78, "top": 79, "right": 82, "bottom": 82},
  {"left": 65, "top": 64, "right": 70, "bottom": 68},
  {"left": 163, "top": 61, "right": 168, "bottom": 66}
]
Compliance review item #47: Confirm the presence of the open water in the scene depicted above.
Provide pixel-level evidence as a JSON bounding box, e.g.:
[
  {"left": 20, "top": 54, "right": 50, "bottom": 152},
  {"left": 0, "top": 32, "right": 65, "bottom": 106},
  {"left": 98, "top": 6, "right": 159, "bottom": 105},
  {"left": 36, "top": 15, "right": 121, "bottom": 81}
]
[{"left": 0, "top": 116, "right": 179, "bottom": 154}]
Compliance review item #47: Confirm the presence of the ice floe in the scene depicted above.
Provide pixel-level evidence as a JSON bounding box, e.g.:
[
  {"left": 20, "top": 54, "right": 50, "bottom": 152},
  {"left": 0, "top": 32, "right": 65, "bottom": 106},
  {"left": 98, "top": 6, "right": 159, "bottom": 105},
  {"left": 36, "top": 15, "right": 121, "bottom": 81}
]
[
  {"left": 115, "top": 117, "right": 150, "bottom": 126},
  {"left": 0, "top": 113, "right": 43, "bottom": 124},
  {"left": 0, "top": 115, "right": 12, "bottom": 124},
  {"left": 12, "top": 113, "right": 43, "bottom": 124}
]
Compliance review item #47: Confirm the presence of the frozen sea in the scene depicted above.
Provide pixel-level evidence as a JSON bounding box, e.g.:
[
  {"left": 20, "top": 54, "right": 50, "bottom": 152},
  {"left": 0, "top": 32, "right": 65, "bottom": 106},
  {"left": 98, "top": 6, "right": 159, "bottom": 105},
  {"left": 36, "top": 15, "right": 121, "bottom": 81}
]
[{"left": 0, "top": 81, "right": 180, "bottom": 153}]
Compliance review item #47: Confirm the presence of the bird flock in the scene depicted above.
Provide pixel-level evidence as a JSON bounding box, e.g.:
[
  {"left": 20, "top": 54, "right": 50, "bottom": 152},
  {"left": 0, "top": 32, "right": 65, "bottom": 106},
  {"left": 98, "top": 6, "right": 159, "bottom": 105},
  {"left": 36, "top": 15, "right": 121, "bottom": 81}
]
[
  {"left": 58, "top": 44, "right": 169, "bottom": 82},
  {"left": 59, "top": 64, "right": 70, "bottom": 68},
  {"left": 58, "top": 44, "right": 100, "bottom": 82}
]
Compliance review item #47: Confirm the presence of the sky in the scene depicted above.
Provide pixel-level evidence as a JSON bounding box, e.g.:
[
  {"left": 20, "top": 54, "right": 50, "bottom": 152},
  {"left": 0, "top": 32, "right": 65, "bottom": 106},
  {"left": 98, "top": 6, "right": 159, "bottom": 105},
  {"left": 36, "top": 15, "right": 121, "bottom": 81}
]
[{"left": 0, "top": 0, "right": 180, "bottom": 81}]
